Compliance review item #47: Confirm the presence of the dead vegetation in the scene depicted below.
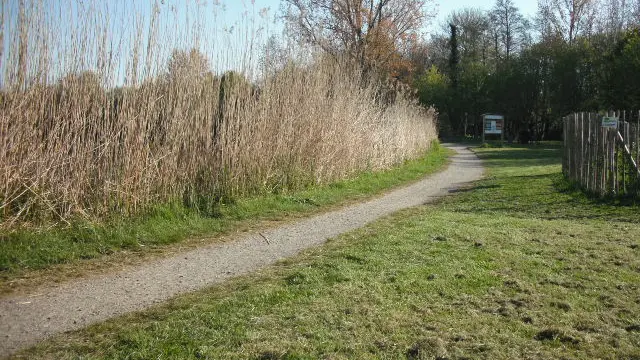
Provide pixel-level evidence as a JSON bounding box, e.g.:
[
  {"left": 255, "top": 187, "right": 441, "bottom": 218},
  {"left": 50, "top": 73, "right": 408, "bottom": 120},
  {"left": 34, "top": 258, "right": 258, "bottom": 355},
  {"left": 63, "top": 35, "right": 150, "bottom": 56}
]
[{"left": 0, "top": 0, "right": 437, "bottom": 227}]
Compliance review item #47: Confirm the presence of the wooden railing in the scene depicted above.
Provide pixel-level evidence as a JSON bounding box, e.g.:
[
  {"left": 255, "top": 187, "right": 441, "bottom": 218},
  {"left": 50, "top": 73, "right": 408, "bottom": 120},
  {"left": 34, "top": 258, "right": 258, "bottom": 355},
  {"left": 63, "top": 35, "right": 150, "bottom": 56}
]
[{"left": 563, "top": 111, "right": 640, "bottom": 198}]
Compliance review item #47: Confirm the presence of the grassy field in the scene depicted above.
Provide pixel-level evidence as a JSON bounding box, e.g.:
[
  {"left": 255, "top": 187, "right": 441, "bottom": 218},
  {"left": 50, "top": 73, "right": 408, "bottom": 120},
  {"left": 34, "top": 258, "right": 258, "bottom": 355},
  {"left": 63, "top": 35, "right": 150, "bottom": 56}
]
[
  {"left": 16, "top": 144, "right": 640, "bottom": 359},
  {"left": 0, "top": 144, "right": 450, "bottom": 294}
]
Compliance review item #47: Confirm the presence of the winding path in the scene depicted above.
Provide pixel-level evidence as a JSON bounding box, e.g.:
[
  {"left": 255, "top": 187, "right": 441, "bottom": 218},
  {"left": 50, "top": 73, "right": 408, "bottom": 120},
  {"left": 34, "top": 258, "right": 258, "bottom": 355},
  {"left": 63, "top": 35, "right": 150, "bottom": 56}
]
[{"left": 0, "top": 144, "right": 483, "bottom": 357}]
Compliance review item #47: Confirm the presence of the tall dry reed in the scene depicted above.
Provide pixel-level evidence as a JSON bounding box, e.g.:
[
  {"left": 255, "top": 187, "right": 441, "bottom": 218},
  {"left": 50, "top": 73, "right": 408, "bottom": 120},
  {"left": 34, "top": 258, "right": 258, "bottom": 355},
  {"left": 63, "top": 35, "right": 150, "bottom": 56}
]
[{"left": 0, "top": 0, "right": 437, "bottom": 226}]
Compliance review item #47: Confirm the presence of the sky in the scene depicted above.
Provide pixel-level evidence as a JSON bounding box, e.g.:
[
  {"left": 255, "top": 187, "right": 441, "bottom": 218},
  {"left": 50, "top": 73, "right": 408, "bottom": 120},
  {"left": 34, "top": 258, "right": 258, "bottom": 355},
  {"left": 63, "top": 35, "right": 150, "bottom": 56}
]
[
  {"left": 432, "top": 0, "right": 538, "bottom": 27},
  {"left": 2, "top": 0, "right": 282, "bottom": 86},
  {"left": 234, "top": 0, "right": 540, "bottom": 32},
  {"left": 1, "top": 0, "right": 539, "bottom": 87}
]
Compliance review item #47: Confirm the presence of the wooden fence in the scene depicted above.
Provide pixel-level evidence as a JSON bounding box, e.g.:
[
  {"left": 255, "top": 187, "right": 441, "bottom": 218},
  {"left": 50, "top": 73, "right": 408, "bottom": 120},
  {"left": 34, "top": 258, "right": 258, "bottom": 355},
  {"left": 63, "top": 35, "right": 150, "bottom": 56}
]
[{"left": 563, "top": 111, "right": 640, "bottom": 198}]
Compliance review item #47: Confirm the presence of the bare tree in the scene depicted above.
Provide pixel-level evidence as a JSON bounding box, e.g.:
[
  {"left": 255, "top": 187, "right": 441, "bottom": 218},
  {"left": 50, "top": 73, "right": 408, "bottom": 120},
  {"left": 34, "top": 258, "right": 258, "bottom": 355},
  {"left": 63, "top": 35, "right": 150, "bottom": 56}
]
[
  {"left": 444, "top": 8, "right": 493, "bottom": 64},
  {"left": 490, "top": 0, "right": 529, "bottom": 60},
  {"left": 260, "top": 35, "right": 291, "bottom": 76},
  {"left": 596, "top": 0, "right": 633, "bottom": 33},
  {"left": 536, "top": 0, "right": 598, "bottom": 44},
  {"left": 633, "top": 0, "right": 640, "bottom": 26},
  {"left": 281, "top": 0, "right": 435, "bottom": 71}
]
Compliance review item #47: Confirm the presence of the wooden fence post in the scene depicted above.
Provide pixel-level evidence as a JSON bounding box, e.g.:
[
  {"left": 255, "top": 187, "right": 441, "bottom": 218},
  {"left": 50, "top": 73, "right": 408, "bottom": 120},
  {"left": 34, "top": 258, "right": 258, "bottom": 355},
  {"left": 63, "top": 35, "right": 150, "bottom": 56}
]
[
  {"left": 600, "top": 112, "right": 604, "bottom": 195},
  {"left": 625, "top": 111, "right": 629, "bottom": 195},
  {"left": 563, "top": 116, "right": 567, "bottom": 175},
  {"left": 564, "top": 110, "right": 639, "bottom": 198},
  {"left": 587, "top": 113, "right": 592, "bottom": 192}
]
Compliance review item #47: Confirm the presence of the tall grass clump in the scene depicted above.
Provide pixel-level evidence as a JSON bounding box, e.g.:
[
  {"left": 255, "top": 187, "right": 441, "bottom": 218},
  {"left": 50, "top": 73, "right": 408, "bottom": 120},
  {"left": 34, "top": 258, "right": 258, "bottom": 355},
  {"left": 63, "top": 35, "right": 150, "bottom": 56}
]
[{"left": 0, "top": 0, "right": 437, "bottom": 228}]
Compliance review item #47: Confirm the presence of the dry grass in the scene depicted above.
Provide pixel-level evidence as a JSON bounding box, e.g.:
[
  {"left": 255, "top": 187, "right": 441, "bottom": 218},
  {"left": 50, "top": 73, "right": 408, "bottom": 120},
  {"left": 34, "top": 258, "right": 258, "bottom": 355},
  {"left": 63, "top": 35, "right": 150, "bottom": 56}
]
[{"left": 0, "top": 0, "right": 437, "bottom": 227}]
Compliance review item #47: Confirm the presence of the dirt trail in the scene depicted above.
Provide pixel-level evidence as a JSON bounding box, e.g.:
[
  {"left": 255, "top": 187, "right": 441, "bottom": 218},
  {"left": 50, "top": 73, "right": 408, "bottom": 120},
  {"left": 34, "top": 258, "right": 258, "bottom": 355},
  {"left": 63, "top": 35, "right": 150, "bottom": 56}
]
[{"left": 0, "top": 144, "right": 483, "bottom": 357}]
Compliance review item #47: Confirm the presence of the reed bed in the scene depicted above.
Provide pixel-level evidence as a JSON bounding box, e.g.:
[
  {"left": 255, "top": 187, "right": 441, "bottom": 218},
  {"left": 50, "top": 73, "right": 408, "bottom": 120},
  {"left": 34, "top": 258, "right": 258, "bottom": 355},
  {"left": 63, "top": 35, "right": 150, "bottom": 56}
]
[{"left": 0, "top": 0, "right": 437, "bottom": 227}]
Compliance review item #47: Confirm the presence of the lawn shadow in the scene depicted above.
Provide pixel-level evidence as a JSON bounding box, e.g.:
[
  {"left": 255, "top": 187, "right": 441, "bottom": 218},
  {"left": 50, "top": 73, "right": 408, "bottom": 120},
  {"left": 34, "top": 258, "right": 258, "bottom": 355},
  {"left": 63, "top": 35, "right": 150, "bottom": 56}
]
[
  {"left": 553, "top": 175, "right": 640, "bottom": 207},
  {"left": 448, "top": 184, "right": 501, "bottom": 193},
  {"left": 447, "top": 170, "right": 639, "bottom": 223},
  {"left": 479, "top": 148, "right": 562, "bottom": 164},
  {"left": 467, "top": 145, "right": 563, "bottom": 172}
]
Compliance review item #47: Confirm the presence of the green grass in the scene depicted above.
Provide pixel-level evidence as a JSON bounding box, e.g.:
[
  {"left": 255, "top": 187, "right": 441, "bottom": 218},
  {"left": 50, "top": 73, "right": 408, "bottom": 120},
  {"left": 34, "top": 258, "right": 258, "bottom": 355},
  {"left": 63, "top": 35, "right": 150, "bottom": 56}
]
[
  {"left": 0, "top": 144, "right": 451, "bottom": 290},
  {"left": 16, "top": 144, "right": 640, "bottom": 359}
]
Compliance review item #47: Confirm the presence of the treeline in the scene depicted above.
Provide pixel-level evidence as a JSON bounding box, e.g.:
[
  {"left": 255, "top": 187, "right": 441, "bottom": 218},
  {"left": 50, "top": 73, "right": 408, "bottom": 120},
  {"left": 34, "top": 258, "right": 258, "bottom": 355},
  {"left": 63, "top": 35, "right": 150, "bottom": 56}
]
[{"left": 416, "top": 0, "right": 640, "bottom": 141}]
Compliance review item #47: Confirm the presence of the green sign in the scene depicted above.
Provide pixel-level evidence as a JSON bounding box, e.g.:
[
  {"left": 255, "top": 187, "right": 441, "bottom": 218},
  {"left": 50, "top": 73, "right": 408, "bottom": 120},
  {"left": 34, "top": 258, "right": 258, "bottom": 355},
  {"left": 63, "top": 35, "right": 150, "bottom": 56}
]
[{"left": 602, "top": 117, "right": 618, "bottom": 129}]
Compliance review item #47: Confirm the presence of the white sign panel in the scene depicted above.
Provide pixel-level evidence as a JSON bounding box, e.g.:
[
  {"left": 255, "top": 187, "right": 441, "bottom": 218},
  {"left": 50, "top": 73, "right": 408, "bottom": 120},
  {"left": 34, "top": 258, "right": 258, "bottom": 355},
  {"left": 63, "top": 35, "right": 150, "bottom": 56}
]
[
  {"left": 602, "top": 117, "right": 618, "bottom": 129},
  {"left": 484, "top": 119, "right": 503, "bottom": 134}
]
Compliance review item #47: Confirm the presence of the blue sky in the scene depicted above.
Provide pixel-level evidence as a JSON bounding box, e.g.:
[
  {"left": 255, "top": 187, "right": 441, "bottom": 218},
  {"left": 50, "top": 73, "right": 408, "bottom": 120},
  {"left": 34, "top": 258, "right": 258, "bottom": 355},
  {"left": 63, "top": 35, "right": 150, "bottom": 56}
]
[
  {"left": 231, "top": 0, "right": 539, "bottom": 31},
  {"left": 433, "top": 0, "right": 538, "bottom": 24},
  {"left": 1, "top": 0, "right": 539, "bottom": 87}
]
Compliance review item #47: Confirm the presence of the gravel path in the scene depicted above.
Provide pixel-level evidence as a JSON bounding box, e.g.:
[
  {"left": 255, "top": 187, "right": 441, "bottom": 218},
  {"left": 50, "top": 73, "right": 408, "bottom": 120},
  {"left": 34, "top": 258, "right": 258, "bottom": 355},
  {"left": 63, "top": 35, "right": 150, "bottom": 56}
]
[{"left": 0, "top": 144, "right": 483, "bottom": 357}]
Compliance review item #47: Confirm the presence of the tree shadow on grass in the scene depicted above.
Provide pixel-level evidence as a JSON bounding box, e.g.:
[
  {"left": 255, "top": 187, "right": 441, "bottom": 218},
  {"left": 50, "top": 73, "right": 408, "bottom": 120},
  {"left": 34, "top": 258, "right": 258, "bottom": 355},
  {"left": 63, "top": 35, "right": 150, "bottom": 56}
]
[
  {"left": 447, "top": 173, "right": 639, "bottom": 223},
  {"left": 448, "top": 184, "right": 501, "bottom": 193},
  {"left": 477, "top": 150, "right": 562, "bottom": 167},
  {"left": 442, "top": 145, "right": 639, "bottom": 223},
  {"left": 454, "top": 205, "right": 639, "bottom": 223},
  {"left": 553, "top": 175, "right": 640, "bottom": 207}
]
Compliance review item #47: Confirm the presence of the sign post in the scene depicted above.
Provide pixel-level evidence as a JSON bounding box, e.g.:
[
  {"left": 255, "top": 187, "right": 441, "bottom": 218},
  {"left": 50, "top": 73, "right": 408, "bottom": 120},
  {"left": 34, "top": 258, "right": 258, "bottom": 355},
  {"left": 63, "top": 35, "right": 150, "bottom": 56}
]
[{"left": 482, "top": 114, "right": 505, "bottom": 144}]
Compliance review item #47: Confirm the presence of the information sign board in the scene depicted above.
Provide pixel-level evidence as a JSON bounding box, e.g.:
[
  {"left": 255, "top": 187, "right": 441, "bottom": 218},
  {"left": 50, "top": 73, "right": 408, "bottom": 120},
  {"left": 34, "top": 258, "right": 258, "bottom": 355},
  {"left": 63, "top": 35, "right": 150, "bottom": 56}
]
[
  {"left": 602, "top": 117, "right": 618, "bottom": 128},
  {"left": 484, "top": 119, "right": 503, "bottom": 134}
]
